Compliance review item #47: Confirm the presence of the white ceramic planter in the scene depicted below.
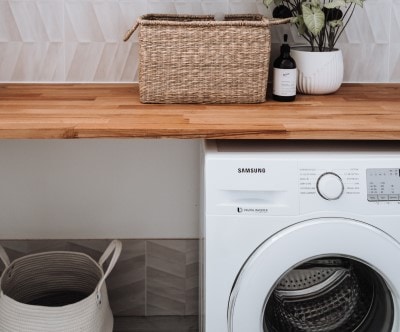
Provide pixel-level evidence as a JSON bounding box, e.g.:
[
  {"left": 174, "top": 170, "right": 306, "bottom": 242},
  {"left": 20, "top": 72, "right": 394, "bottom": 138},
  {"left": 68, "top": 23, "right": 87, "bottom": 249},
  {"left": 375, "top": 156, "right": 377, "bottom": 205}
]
[{"left": 291, "top": 47, "right": 344, "bottom": 95}]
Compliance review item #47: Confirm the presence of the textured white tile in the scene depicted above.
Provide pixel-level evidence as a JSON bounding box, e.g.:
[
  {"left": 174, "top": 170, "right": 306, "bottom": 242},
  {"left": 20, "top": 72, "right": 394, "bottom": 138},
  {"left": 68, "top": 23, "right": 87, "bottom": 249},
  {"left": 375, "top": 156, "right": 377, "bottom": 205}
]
[
  {"left": 389, "top": 0, "right": 400, "bottom": 83},
  {"left": 8, "top": 1, "right": 46, "bottom": 41},
  {"left": 7, "top": 0, "right": 63, "bottom": 42},
  {"left": 36, "top": 1, "right": 64, "bottom": 42},
  {"left": 65, "top": 41, "right": 138, "bottom": 81},
  {"left": 392, "top": 2, "right": 400, "bottom": 43},
  {"left": 65, "top": 0, "right": 120, "bottom": 42},
  {"left": 389, "top": 43, "right": 400, "bottom": 82},
  {"left": 340, "top": 43, "right": 390, "bottom": 82},
  {"left": 92, "top": 1, "right": 121, "bottom": 42},
  {"left": 0, "top": 42, "right": 21, "bottom": 81},
  {"left": 233, "top": 0, "right": 258, "bottom": 3},
  {"left": 120, "top": 42, "right": 139, "bottom": 82},
  {"left": 363, "top": 0, "right": 391, "bottom": 43},
  {"left": 390, "top": 4, "right": 400, "bottom": 81},
  {"left": 147, "top": 0, "right": 176, "bottom": 14},
  {"left": 66, "top": 42, "right": 105, "bottom": 81},
  {"left": 0, "top": 0, "right": 397, "bottom": 82},
  {"left": 229, "top": 0, "right": 267, "bottom": 14},
  {"left": 255, "top": 0, "right": 269, "bottom": 15},
  {"left": 228, "top": 1, "right": 258, "bottom": 14},
  {"left": 174, "top": 2, "right": 203, "bottom": 14},
  {"left": 0, "top": 42, "right": 64, "bottom": 82},
  {"left": 93, "top": 42, "right": 131, "bottom": 81},
  {"left": 0, "top": 1, "right": 22, "bottom": 41},
  {"left": 93, "top": 43, "right": 119, "bottom": 81},
  {"left": 120, "top": 1, "right": 148, "bottom": 42},
  {"left": 201, "top": 1, "right": 228, "bottom": 15},
  {"left": 65, "top": 1, "right": 102, "bottom": 42},
  {"left": 38, "top": 43, "right": 65, "bottom": 81},
  {"left": 342, "top": 0, "right": 391, "bottom": 44}
]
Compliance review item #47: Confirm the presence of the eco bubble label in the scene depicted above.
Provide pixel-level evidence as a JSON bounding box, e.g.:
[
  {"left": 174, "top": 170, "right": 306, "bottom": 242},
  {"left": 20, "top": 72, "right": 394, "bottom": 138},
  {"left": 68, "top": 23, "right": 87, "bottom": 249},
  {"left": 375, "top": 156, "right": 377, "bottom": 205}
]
[{"left": 237, "top": 207, "right": 269, "bottom": 214}]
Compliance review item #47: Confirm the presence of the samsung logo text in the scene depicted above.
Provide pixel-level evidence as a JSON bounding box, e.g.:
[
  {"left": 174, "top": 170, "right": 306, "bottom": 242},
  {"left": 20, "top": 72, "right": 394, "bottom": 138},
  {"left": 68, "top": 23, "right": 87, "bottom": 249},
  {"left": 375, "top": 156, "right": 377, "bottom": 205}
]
[{"left": 237, "top": 168, "right": 266, "bottom": 174}]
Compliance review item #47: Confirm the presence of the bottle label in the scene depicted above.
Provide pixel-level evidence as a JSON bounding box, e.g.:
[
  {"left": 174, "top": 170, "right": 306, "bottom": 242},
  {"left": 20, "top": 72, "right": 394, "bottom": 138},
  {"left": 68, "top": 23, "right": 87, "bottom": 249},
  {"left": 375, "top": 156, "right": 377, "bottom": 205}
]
[{"left": 273, "top": 68, "right": 296, "bottom": 96}]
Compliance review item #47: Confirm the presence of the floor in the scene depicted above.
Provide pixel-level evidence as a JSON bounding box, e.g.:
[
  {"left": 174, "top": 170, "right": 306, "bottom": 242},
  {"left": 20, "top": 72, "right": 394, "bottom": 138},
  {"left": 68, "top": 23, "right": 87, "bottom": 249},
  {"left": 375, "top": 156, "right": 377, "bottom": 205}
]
[{"left": 114, "top": 316, "right": 198, "bottom": 332}]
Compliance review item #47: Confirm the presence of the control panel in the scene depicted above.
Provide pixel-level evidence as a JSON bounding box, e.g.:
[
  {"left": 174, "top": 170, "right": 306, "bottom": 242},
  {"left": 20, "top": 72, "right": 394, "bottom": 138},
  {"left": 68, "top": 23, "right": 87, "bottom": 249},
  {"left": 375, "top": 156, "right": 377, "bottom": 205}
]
[
  {"left": 367, "top": 168, "right": 400, "bottom": 201},
  {"left": 207, "top": 140, "right": 400, "bottom": 216},
  {"left": 299, "top": 168, "right": 361, "bottom": 198}
]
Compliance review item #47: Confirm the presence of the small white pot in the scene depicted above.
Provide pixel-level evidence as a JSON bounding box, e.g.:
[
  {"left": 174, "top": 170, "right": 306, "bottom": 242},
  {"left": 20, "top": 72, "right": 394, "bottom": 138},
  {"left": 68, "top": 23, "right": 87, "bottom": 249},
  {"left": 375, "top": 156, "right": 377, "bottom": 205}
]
[{"left": 291, "top": 47, "right": 344, "bottom": 95}]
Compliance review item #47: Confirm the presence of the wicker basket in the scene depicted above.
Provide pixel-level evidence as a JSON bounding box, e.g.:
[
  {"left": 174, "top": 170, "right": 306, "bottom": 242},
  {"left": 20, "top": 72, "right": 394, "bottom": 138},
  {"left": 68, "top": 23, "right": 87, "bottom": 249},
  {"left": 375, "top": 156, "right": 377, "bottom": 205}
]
[{"left": 124, "top": 14, "right": 289, "bottom": 104}]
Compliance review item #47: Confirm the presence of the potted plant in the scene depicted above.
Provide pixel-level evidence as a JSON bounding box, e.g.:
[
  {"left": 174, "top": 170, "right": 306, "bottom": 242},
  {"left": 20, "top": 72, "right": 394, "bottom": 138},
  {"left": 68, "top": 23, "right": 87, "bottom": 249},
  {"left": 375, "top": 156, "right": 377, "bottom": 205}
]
[{"left": 264, "top": 0, "right": 366, "bottom": 94}]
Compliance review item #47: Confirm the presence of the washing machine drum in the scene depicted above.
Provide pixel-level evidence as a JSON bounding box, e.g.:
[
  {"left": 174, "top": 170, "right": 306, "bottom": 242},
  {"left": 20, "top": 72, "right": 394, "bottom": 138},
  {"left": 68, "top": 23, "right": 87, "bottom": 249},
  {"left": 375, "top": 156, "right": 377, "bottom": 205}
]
[{"left": 264, "top": 257, "right": 394, "bottom": 332}]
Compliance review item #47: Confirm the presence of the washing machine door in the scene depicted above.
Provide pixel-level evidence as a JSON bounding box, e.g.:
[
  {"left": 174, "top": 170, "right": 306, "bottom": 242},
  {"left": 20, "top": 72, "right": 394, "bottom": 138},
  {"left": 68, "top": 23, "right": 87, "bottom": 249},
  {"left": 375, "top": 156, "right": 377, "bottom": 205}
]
[{"left": 228, "top": 218, "right": 400, "bottom": 332}]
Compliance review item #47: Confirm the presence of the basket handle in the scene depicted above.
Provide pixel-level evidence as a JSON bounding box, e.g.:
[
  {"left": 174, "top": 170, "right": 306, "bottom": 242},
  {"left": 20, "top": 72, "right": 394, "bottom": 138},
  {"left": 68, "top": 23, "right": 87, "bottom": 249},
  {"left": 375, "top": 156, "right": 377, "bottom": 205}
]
[
  {"left": 0, "top": 245, "right": 10, "bottom": 268},
  {"left": 267, "top": 17, "right": 291, "bottom": 26},
  {"left": 96, "top": 240, "right": 122, "bottom": 305},
  {"left": 123, "top": 22, "right": 140, "bottom": 42}
]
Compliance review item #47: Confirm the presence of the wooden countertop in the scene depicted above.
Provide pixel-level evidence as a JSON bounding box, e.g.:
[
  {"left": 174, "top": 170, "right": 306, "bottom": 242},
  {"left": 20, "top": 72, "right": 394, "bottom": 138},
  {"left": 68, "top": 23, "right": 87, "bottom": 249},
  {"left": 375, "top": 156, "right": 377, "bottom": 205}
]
[{"left": 0, "top": 83, "right": 399, "bottom": 139}]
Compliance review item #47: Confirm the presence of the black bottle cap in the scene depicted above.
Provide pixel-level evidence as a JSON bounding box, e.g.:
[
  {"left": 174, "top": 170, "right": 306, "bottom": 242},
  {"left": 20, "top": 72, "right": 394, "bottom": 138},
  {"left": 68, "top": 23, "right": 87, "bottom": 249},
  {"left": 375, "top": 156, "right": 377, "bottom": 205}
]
[{"left": 281, "top": 34, "right": 290, "bottom": 54}]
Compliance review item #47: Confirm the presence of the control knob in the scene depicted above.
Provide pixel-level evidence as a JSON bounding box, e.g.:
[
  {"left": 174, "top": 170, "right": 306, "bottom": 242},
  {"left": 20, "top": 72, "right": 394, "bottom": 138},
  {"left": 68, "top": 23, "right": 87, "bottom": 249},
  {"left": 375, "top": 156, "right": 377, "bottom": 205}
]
[{"left": 316, "top": 172, "right": 344, "bottom": 200}]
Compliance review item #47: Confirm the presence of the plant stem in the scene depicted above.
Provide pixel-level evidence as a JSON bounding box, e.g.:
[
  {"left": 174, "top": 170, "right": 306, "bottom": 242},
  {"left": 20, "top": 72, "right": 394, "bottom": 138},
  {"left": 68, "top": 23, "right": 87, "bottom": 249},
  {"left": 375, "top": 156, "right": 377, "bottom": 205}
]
[{"left": 333, "top": 3, "right": 356, "bottom": 46}]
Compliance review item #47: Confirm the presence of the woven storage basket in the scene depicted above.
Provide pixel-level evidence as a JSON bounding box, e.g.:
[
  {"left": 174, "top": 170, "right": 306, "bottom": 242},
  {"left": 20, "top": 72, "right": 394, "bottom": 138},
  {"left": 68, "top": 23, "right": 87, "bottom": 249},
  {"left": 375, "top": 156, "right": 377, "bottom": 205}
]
[
  {"left": 124, "top": 14, "right": 289, "bottom": 104},
  {"left": 0, "top": 240, "right": 122, "bottom": 332}
]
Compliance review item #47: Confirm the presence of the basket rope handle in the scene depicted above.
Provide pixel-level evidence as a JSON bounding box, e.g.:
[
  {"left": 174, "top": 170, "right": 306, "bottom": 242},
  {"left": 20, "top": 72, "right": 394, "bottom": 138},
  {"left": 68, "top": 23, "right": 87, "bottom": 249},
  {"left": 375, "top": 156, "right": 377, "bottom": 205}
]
[
  {"left": 267, "top": 17, "right": 291, "bottom": 25},
  {"left": 96, "top": 239, "right": 122, "bottom": 304},
  {"left": 0, "top": 245, "right": 10, "bottom": 268},
  {"left": 123, "top": 22, "right": 140, "bottom": 42}
]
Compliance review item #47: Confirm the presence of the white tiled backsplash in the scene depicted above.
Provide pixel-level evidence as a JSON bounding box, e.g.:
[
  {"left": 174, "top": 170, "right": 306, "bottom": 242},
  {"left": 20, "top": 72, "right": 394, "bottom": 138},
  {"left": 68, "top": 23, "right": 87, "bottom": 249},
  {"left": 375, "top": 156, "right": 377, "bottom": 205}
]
[{"left": 0, "top": 0, "right": 399, "bottom": 83}]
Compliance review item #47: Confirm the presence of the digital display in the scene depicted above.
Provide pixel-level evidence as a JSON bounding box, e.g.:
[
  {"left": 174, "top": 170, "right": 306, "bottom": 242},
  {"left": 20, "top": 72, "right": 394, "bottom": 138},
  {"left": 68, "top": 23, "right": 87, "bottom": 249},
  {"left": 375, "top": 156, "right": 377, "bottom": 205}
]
[{"left": 367, "top": 168, "right": 400, "bottom": 201}]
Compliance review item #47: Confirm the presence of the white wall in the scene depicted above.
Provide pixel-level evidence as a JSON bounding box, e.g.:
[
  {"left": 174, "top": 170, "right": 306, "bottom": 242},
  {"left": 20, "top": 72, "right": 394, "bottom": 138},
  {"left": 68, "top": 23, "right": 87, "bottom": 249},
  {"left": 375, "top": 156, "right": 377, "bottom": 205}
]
[{"left": 0, "top": 139, "right": 200, "bottom": 239}]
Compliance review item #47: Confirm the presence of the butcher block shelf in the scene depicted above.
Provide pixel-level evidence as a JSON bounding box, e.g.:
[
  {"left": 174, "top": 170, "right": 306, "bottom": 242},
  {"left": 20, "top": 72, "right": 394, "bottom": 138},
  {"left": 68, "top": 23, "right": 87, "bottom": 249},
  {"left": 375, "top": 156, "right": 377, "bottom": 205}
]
[{"left": 0, "top": 83, "right": 399, "bottom": 139}]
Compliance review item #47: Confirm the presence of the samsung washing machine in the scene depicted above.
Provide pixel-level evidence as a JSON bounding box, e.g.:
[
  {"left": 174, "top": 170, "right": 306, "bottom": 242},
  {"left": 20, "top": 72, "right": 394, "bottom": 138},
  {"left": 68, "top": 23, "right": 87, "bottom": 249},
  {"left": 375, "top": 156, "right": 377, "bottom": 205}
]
[{"left": 201, "top": 140, "right": 400, "bottom": 332}]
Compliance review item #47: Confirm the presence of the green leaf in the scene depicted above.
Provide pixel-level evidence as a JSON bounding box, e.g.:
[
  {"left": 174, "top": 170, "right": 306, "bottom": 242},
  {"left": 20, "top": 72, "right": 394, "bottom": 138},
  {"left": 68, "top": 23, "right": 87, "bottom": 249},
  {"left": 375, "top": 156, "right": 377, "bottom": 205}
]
[
  {"left": 295, "top": 16, "right": 307, "bottom": 35},
  {"left": 328, "top": 19, "right": 343, "bottom": 27},
  {"left": 346, "top": 0, "right": 365, "bottom": 7},
  {"left": 291, "top": 15, "right": 306, "bottom": 35},
  {"left": 324, "top": 0, "right": 346, "bottom": 9},
  {"left": 302, "top": 4, "right": 325, "bottom": 36},
  {"left": 263, "top": 0, "right": 274, "bottom": 7},
  {"left": 310, "top": 0, "right": 322, "bottom": 8}
]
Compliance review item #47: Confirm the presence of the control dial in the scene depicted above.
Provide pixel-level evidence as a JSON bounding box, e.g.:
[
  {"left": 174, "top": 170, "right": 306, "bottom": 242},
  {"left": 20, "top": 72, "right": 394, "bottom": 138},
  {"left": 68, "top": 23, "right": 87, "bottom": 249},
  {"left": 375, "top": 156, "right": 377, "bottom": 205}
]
[{"left": 316, "top": 172, "right": 344, "bottom": 200}]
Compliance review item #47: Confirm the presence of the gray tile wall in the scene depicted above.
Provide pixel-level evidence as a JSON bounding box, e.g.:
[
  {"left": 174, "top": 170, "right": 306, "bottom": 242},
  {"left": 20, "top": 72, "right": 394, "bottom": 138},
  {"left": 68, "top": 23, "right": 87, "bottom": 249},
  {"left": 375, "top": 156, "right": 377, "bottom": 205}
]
[
  {"left": 0, "top": 239, "right": 199, "bottom": 318},
  {"left": 0, "top": 0, "right": 399, "bottom": 83}
]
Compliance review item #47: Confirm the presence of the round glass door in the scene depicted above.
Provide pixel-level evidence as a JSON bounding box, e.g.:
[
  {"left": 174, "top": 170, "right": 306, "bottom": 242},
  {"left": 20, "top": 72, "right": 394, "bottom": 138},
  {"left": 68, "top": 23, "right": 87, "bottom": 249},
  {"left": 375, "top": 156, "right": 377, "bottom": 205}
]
[
  {"left": 264, "top": 256, "right": 393, "bottom": 331},
  {"left": 228, "top": 218, "right": 400, "bottom": 332}
]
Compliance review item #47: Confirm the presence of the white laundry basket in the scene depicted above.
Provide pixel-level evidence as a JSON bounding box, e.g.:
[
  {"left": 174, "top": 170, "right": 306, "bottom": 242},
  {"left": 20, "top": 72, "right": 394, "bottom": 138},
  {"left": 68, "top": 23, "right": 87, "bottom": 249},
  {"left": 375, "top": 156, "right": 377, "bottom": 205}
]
[{"left": 0, "top": 240, "right": 122, "bottom": 332}]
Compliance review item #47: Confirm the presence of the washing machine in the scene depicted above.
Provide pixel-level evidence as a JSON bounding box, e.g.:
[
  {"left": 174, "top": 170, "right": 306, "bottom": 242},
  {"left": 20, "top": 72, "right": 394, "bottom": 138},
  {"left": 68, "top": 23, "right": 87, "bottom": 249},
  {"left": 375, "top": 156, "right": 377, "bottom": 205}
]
[{"left": 201, "top": 140, "right": 400, "bottom": 332}]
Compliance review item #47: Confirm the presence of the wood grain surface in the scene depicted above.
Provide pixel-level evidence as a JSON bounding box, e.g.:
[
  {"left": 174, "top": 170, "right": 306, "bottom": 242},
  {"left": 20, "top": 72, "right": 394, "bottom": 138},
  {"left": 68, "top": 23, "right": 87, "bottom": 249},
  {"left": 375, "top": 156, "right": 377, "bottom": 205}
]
[{"left": 0, "top": 83, "right": 399, "bottom": 139}]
